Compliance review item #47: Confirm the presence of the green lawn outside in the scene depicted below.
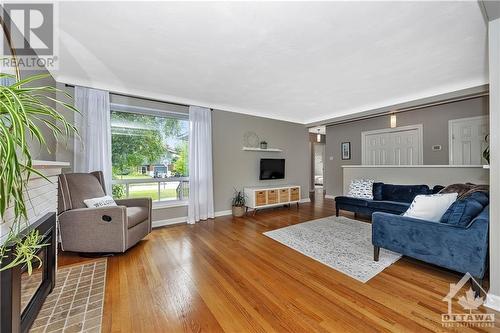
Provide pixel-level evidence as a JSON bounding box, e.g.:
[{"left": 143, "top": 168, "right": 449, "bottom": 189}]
[
  {"left": 128, "top": 188, "right": 177, "bottom": 201},
  {"left": 114, "top": 174, "right": 151, "bottom": 180},
  {"left": 127, "top": 187, "right": 189, "bottom": 201}
]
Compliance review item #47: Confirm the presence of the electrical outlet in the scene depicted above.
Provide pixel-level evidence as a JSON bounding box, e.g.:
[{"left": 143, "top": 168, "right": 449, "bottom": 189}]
[{"left": 432, "top": 145, "right": 442, "bottom": 151}]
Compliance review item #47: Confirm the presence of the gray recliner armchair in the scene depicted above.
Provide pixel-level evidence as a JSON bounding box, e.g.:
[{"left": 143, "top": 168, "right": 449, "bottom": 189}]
[{"left": 57, "top": 171, "right": 152, "bottom": 253}]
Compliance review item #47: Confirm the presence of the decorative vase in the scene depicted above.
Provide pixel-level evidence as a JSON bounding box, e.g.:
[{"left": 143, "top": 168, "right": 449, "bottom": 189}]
[
  {"left": 232, "top": 206, "right": 246, "bottom": 217},
  {"left": 260, "top": 142, "right": 268, "bottom": 149}
]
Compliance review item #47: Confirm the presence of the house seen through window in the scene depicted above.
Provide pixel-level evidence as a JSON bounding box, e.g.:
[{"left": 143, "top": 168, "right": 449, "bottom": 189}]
[{"left": 110, "top": 108, "right": 189, "bottom": 203}]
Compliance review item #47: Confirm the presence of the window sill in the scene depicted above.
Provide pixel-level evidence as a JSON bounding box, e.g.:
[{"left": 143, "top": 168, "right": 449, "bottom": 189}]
[{"left": 152, "top": 201, "right": 188, "bottom": 210}]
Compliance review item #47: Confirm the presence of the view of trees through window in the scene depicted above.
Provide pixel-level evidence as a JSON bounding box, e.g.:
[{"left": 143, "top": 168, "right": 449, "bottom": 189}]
[{"left": 111, "top": 110, "right": 189, "bottom": 202}]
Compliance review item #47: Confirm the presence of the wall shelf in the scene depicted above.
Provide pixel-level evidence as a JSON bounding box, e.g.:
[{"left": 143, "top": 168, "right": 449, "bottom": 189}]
[{"left": 242, "top": 147, "right": 283, "bottom": 152}]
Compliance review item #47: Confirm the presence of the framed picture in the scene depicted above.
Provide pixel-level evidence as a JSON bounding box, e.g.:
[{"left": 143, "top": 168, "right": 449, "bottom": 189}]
[{"left": 341, "top": 142, "right": 351, "bottom": 160}]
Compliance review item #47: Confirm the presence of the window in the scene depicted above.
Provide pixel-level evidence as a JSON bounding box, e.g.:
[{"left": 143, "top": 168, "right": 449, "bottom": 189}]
[{"left": 110, "top": 105, "right": 189, "bottom": 205}]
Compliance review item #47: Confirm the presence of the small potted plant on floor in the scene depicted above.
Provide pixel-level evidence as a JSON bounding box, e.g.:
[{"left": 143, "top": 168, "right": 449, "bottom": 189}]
[{"left": 232, "top": 189, "right": 246, "bottom": 217}]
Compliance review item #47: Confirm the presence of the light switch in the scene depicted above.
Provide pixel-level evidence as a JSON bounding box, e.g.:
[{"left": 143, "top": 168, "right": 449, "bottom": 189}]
[{"left": 329, "top": 156, "right": 334, "bottom": 161}]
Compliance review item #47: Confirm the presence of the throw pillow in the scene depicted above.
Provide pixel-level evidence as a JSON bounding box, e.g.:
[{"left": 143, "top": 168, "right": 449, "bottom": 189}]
[
  {"left": 403, "top": 193, "right": 458, "bottom": 222},
  {"left": 347, "top": 179, "right": 374, "bottom": 199},
  {"left": 440, "top": 192, "right": 489, "bottom": 227},
  {"left": 83, "top": 195, "right": 117, "bottom": 208}
]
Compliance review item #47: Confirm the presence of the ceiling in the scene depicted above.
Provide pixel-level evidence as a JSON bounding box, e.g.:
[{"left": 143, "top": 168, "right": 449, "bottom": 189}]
[{"left": 53, "top": 1, "right": 488, "bottom": 124}]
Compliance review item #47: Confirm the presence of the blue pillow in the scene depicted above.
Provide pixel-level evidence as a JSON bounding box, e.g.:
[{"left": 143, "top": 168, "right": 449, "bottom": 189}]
[{"left": 440, "top": 192, "right": 489, "bottom": 227}]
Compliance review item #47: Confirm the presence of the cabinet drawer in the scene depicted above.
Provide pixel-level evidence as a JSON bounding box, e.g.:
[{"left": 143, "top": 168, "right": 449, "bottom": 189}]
[
  {"left": 279, "top": 189, "right": 290, "bottom": 202},
  {"left": 267, "top": 190, "right": 277, "bottom": 204},
  {"left": 255, "top": 191, "right": 267, "bottom": 206},
  {"left": 290, "top": 187, "right": 300, "bottom": 201}
]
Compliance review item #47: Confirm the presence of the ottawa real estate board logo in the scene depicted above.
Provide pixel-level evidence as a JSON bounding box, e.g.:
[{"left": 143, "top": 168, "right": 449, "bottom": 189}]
[
  {"left": 442, "top": 273, "right": 495, "bottom": 328},
  {"left": 1, "top": 2, "right": 58, "bottom": 70}
]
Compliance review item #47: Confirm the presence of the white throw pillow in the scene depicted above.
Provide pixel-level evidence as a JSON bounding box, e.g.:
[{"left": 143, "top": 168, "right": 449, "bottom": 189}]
[
  {"left": 403, "top": 193, "right": 458, "bottom": 222},
  {"left": 83, "top": 195, "right": 117, "bottom": 208},
  {"left": 347, "top": 179, "right": 374, "bottom": 199}
]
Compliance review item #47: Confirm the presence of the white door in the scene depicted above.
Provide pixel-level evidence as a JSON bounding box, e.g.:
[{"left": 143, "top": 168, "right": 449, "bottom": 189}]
[
  {"left": 362, "top": 125, "right": 423, "bottom": 165},
  {"left": 449, "top": 116, "right": 488, "bottom": 165}
]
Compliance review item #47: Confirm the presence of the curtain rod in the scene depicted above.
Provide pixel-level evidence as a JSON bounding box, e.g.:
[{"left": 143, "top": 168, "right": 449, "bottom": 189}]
[{"left": 64, "top": 83, "right": 191, "bottom": 108}]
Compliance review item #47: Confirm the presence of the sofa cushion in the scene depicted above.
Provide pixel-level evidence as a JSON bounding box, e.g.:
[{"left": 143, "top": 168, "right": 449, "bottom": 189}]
[
  {"left": 432, "top": 185, "right": 445, "bottom": 194},
  {"left": 381, "top": 184, "right": 430, "bottom": 203},
  {"left": 127, "top": 206, "right": 149, "bottom": 229},
  {"left": 335, "top": 196, "right": 369, "bottom": 207},
  {"left": 367, "top": 200, "right": 410, "bottom": 213},
  {"left": 440, "top": 192, "right": 489, "bottom": 227},
  {"left": 372, "top": 182, "right": 384, "bottom": 200},
  {"left": 60, "top": 173, "right": 106, "bottom": 209}
]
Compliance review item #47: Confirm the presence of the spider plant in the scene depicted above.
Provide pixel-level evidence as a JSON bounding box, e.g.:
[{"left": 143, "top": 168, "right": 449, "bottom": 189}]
[
  {"left": 232, "top": 189, "right": 246, "bottom": 207},
  {"left": 0, "top": 72, "right": 78, "bottom": 272}
]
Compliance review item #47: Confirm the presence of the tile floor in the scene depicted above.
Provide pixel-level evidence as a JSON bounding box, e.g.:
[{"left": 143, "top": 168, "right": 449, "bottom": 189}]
[{"left": 29, "top": 259, "right": 107, "bottom": 333}]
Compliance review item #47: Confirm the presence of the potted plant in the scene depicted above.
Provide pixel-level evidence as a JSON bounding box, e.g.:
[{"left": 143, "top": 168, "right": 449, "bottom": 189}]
[
  {"left": 231, "top": 189, "right": 246, "bottom": 217},
  {"left": 0, "top": 37, "right": 78, "bottom": 275},
  {"left": 260, "top": 140, "right": 268, "bottom": 149}
]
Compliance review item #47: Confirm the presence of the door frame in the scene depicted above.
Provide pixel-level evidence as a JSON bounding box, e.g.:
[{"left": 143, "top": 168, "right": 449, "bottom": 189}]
[
  {"left": 361, "top": 124, "right": 424, "bottom": 165},
  {"left": 448, "top": 115, "right": 488, "bottom": 165}
]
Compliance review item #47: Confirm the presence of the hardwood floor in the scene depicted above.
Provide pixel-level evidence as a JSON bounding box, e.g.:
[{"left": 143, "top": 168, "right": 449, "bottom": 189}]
[{"left": 59, "top": 192, "right": 500, "bottom": 332}]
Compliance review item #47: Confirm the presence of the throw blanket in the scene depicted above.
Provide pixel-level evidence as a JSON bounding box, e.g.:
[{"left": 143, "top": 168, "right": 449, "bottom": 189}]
[{"left": 439, "top": 183, "right": 489, "bottom": 200}]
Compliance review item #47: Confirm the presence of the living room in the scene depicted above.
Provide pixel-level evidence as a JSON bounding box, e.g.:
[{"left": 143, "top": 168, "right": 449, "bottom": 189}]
[{"left": 1, "top": 1, "right": 500, "bottom": 332}]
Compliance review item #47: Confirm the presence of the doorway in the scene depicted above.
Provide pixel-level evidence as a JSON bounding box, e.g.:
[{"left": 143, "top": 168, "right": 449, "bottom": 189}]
[
  {"left": 309, "top": 126, "right": 326, "bottom": 202},
  {"left": 314, "top": 142, "right": 325, "bottom": 189},
  {"left": 449, "top": 116, "right": 489, "bottom": 165}
]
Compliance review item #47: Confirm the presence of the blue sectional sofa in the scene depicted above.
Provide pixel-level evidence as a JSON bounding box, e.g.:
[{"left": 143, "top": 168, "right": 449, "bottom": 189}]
[
  {"left": 372, "top": 192, "right": 489, "bottom": 294},
  {"left": 335, "top": 183, "right": 443, "bottom": 217}
]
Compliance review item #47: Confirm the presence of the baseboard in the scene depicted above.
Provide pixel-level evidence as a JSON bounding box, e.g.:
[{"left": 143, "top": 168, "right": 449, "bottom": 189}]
[
  {"left": 214, "top": 210, "right": 232, "bottom": 217},
  {"left": 152, "top": 209, "right": 232, "bottom": 228},
  {"left": 152, "top": 216, "right": 188, "bottom": 228},
  {"left": 485, "top": 293, "right": 500, "bottom": 312},
  {"left": 152, "top": 201, "right": 310, "bottom": 228},
  {"left": 325, "top": 195, "right": 336, "bottom": 199}
]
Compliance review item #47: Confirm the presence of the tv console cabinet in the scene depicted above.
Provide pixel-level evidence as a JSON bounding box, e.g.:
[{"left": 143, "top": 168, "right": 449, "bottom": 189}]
[{"left": 244, "top": 185, "right": 301, "bottom": 214}]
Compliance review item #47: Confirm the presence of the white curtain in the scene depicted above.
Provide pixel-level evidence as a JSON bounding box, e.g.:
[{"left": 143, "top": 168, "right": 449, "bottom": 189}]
[
  {"left": 188, "top": 106, "right": 214, "bottom": 224},
  {"left": 73, "top": 86, "right": 112, "bottom": 194}
]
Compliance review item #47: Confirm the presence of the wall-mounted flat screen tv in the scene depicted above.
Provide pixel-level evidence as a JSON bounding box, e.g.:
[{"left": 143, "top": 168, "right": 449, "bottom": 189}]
[{"left": 260, "top": 159, "right": 285, "bottom": 180}]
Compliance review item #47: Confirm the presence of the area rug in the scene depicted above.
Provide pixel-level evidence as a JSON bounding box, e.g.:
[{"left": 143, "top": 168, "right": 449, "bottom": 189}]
[
  {"left": 29, "top": 259, "right": 107, "bottom": 333},
  {"left": 263, "top": 216, "right": 401, "bottom": 282}
]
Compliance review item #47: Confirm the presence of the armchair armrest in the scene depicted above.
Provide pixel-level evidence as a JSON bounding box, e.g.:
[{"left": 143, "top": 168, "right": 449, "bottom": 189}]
[
  {"left": 115, "top": 197, "right": 152, "bottom": 233},
  {"left": 115, "top": 197, "right": 152, "bottom": 208},
  {"left": 372, "top": 212, "right": 489, "bottom": 278},
  {"left": 58, "top": 206, "right": 128, "bottom": 253}
]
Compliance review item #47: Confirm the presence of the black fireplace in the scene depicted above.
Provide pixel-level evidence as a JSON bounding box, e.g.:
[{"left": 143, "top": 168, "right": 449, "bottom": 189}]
[{"left": 0, "top": 213, "right": 56, "bottom": 333}]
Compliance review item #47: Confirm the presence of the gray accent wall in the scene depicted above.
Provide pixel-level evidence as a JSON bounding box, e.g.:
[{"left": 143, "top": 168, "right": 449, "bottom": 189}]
[
  {"left": 212, "top": 109, "right": 310, "bottom": 212},
  {"left": 325, "top": 96, "right": 489, "bottom": 197},
  {"left": 55, "top": 88, "right": 310, "bottom": 221}
]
